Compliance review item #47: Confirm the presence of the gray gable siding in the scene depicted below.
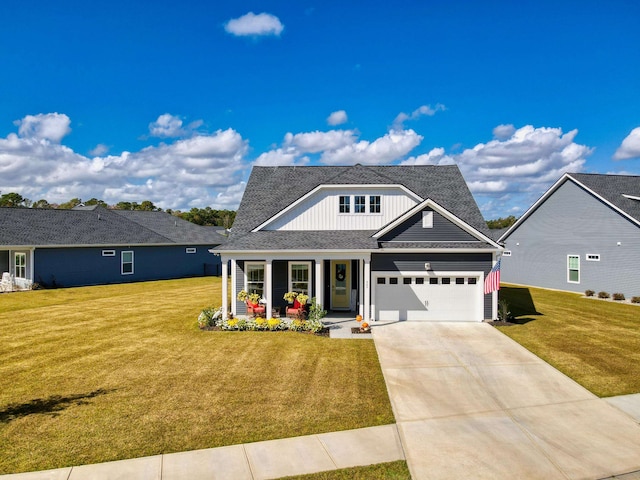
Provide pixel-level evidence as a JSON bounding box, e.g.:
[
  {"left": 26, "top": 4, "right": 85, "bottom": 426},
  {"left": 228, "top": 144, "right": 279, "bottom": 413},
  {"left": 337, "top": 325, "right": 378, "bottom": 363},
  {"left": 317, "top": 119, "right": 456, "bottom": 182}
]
[
  {"left": 380, "top": 208, "right": 479, "bottom": 243},
  {"left": 34, "top": 245, "right": 219, "bottom": 288},
  {"left": 371, "top": 252, "right": 493, "bottom": 318},
  {"left": 501, "top": 180, "right": 640, "bottom": 298}
]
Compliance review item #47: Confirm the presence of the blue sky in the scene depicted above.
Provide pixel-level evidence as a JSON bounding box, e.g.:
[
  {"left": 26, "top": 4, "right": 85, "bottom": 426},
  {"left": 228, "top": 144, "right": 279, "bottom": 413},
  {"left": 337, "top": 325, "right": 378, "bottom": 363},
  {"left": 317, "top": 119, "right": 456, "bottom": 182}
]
[{"left": 1, "top": 1, "right": 639, "bottom": 218}]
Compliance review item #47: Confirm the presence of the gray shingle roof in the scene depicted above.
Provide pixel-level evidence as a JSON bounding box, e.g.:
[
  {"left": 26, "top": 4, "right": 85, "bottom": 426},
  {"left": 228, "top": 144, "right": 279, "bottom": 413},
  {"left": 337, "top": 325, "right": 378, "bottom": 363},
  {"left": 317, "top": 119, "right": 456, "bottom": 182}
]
[
  {"left": 0, "top": 207, "right": 225, "bottom": 247},
  {"left": 569, "top": 173, "right": 640, "bottom": 224},
  {"left": 220, "top": 164, "right": 491, "bottom": 252}
]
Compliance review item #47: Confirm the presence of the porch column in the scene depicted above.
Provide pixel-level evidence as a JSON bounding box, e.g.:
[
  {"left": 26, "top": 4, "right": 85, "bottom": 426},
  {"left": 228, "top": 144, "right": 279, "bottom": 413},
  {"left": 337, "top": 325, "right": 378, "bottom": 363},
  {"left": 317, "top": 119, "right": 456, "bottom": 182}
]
[
  {"left": 29, "top": 249, "right": 35, "bottom": 287},
  {"left": 265, "top": 259, "right": 273, "bottom": 319},
  {"left": 358, "top": 259, "right": 364, "bottom": 317},
  {"left": 315, "top": 259, "right": 323, "bottom": 308},
  {"left": 364, "top": 257, "right": 371, "bottom": 321},
  {"left": 221, "top": 257, "right": 229, "bottom": 319},
  {"left": 230, "top": 258, "right": 237, "bottom": 317}
]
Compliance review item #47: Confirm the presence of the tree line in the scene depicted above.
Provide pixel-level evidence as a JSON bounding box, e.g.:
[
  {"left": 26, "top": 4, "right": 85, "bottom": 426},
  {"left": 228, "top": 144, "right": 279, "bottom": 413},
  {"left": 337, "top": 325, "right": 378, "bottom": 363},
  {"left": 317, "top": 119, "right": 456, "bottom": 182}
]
[{"left": 0, "top": 192, "right": 236, "bottom": 228}]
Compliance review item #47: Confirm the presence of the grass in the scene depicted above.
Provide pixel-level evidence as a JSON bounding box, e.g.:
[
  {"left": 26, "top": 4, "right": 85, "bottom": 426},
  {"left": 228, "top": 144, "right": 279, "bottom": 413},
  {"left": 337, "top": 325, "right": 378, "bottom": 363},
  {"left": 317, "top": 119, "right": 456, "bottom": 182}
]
[
  {"left": 0, "top": 278, "right": 394, "bottom": 475},
  {"left": 497, "top": 284, "right": 640, "bottom": 397},
  {"left": 281, "top": 460, "right": 411, "bottom": 479}
]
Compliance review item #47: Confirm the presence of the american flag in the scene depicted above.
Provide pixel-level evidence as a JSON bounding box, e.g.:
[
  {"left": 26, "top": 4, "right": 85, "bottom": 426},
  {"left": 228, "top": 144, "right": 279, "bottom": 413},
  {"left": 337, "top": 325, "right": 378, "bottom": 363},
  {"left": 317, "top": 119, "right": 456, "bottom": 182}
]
[{"left": 484, "top": 259, "right": 501, "bottom": 294}]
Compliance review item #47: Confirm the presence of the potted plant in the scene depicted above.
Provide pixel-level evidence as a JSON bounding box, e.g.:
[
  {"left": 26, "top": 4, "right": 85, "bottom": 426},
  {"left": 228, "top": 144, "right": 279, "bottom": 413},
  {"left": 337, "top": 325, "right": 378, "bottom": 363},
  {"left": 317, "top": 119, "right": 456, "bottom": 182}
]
[
  {"left": 296, "top": 293, "right": 309, "bottom": 306},
  {"left": 237, "top": 290, "right": 248, "bottom": 302},
  {"left": 248, "top": 293, "right": 262, "bottom": 305},
  {"left": 283, "top": 291, "right": 298, "bottom": 303}
]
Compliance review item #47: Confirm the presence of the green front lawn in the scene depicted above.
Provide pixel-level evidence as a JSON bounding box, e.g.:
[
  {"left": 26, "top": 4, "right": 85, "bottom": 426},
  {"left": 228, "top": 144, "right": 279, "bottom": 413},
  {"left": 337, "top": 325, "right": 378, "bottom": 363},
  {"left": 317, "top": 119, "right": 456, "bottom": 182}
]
[
  {"left": 0, "top": 278, "right": 394, "bottom": 475},
  {"left": 497, "top": 284, "right": 640, "bottom": 397}
]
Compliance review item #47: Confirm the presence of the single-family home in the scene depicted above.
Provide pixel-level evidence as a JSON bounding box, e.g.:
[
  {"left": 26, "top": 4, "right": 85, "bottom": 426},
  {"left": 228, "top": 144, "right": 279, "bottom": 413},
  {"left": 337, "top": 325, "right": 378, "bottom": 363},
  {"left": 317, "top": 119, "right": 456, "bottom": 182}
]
[
  {"left": 498, "top": 173, "right": 640, "bottom": 298},
  {"left": 0, "top": 205, "right": 225, "bottom": 290},
  {"left": 213, "top": 164, "right": 502, "bottom": 322}
]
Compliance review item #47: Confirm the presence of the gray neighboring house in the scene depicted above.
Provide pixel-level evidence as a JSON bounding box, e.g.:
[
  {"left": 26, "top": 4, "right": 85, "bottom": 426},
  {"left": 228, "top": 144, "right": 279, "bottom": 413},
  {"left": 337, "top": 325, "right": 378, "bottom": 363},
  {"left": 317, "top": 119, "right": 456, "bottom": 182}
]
[
  {"left": 213, "top": 164, "right": 502, "bottom": 322},
  {"left": 498, "top": 173, "right": 640, "bottom": 298},
  {"left": 0, "top": 205, "right": 225, "bottom": 290}
]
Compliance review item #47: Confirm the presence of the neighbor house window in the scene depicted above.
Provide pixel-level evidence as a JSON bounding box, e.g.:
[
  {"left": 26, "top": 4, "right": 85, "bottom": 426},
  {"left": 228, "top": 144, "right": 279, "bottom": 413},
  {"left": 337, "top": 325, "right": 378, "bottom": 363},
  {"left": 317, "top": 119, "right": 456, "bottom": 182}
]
[
  {"left": 246, "top": 262, "right": 265, "bottom": 297},
  {"left": 585, "top": 254, "right": 600, "bottom": 261},
  {"left": 339, "top": 196, "right": 350, "bottom": 213},
  {"left": 121, "top": 251, "right": 134, "bottom": 275},
  {"left": 14, "top": 253, "right": 26, "bottom": 278},
  {"left": 289, "top": 261, "right": 311, "bottom": 295},
  {"left": 568, "top": 255, "right": 580, "bottom": 283},
  {"left": 355, "top": 195, "right": 366, "bottom": 213},
  {"left": 102, "top": 250, "right": 116, "bottom": 257},
  {"left": 502, "top": 251, "right": 512, "bottom": 257},
  {"left": 185, "top": 248, "right": 196, "bottom": 254},
  {"left": 370, "top": 195, "right": 381, "bottom": 213},
  {"left": 422, "top": 211, "right": 434, "bottom": 228}
]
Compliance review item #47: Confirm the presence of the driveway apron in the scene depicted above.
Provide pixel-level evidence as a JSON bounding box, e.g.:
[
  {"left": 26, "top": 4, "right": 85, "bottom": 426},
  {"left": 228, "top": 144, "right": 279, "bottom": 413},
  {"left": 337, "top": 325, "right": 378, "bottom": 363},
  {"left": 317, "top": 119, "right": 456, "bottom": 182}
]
[{"left": 372, "top": 322, "right": 640, "bottom": 480}]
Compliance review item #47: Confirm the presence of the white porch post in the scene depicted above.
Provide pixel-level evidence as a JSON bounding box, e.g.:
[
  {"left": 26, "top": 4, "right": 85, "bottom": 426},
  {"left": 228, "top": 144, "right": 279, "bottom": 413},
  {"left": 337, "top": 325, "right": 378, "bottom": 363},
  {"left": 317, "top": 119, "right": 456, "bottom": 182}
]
[
  {"left": 364, "top": 257, "right": 371, "bottom": 321},
  {"left": 221, "top": 256, "right": 229, "bottom": 319},
  {"left": 358, "top": 258, "right": 364, "bottom": 317},
  {"left": 266, "top": 259, "right": 273, "bottom": 318},
  {"left": 314, "top": 259, "right": 323, "bottom": 308},
  {"left": 29, "top": 249, "right": 35, "bottom": 287},
  {"left": 230, "top": 258, "right": 237, "bottom": 317}
]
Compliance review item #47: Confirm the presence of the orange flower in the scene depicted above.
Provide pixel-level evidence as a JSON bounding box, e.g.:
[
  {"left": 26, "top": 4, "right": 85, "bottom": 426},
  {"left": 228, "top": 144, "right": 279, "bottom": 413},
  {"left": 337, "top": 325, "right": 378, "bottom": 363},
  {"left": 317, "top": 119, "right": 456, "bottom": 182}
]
[
  {"left": 356, "top": 315, "right": 363, "bottom": 322},
  {"left": 361, "top": 322, "right": 369, "bottom": 329}
]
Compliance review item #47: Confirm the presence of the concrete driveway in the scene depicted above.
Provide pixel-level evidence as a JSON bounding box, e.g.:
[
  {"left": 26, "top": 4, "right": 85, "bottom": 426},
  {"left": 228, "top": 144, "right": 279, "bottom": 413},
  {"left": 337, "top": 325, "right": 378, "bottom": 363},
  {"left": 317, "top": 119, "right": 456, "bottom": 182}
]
[{"left": 372, "top": 322, "right": 640, "bottom": 480}]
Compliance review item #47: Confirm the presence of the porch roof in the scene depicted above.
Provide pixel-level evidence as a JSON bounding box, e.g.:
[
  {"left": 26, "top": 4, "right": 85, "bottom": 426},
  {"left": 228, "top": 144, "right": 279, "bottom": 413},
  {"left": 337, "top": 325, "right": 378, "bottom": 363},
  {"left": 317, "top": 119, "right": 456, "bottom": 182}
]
[{"left": 216, "top": 230, "right": 379, "bottom": 251}]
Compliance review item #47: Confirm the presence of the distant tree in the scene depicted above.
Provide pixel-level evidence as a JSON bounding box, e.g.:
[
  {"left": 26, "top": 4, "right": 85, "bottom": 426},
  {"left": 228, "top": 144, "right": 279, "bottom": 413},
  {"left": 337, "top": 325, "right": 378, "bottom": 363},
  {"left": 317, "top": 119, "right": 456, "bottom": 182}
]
[
  {"left": 32, "top": 199, "right": 52, "bottom": 209},
  {"left": 139, "top": 200, "right": 160, "bottom": 211},
  {"left": 85, "top": 198, "right": 108, "bottom": 207},
  {"left": 486, "top": 215, "right": 518, "bottom": 229},
  {"left": 58, "top": 198, "right": 83, "bottom": 209},
  {"left": 0, "top": 192, "right": 30, "bottom": 207},
  {"left": 178, "top": 207, "right": 235, "bottom": 227},
  {"left": 114, "top": 200, "right": 160, "bottom": 211}
]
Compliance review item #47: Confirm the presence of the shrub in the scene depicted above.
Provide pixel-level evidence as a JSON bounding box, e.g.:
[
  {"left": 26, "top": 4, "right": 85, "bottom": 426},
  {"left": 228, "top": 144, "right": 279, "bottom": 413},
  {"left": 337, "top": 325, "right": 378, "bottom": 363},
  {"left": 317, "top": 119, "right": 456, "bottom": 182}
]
[
  {"left": 197, "top": 306, "right": 222, "bottom": 328},
  {"left": 598, "top": 291, "right": 610, "bottom": 299},
  {"left": 247, "top": 317, "right": 268, "bottom": 331},
  {"left": 497, "top": 299, "right": 512, "bottom": 322},
  {"left": 289, "top": 318, "right": 307, "bottom": 331},
  {"left": 585, "top": 290, "right": 595, "bottom": 297},
  {"left": 612, "top": 293, "right": 625, "bottom": 301},
  {"left": 631, "top": 297, "right": 640, "bottom": 304}
]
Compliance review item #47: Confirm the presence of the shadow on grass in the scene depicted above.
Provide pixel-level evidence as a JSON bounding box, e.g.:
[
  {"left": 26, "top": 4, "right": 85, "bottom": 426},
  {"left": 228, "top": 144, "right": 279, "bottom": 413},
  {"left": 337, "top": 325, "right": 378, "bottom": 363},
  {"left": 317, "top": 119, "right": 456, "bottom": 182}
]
[
  {"left": 0, "top": 389, "right": 112, "bottom": 423},
  {"left": 500, "top": 286, "right": 542, "bottom": 323}
]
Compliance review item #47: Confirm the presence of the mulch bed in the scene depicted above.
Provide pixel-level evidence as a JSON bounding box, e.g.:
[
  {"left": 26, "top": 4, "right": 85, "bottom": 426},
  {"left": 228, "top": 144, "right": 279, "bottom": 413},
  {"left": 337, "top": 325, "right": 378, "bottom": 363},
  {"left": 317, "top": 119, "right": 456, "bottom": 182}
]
[
  {"left": 199, "top": 325, "right": 330, "bottom": 336},
  {"left": 351, "top": 327, "right": 372, "bottom": 334}
]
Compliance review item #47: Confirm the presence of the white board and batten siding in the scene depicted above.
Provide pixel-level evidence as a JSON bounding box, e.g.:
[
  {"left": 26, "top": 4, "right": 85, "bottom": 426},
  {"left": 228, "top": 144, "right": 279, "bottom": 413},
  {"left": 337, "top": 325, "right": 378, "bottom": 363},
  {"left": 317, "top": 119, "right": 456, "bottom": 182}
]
[{"left": 264, "top": 187, "right": 419, "bottom": 231}]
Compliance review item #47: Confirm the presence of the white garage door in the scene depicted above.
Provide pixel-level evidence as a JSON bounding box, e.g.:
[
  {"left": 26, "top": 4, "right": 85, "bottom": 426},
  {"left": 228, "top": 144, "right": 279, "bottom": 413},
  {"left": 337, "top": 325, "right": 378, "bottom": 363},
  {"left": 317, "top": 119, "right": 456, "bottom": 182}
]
[{"left": 374, "top": 274, "right": 483, "bottom": 322}]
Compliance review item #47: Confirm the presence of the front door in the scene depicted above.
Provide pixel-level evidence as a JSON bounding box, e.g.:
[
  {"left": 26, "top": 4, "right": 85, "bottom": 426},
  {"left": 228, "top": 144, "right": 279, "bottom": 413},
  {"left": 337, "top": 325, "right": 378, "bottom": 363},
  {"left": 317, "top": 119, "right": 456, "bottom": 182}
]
[{"left": 331, "top": 260, "right": 351, "bottom": 310}]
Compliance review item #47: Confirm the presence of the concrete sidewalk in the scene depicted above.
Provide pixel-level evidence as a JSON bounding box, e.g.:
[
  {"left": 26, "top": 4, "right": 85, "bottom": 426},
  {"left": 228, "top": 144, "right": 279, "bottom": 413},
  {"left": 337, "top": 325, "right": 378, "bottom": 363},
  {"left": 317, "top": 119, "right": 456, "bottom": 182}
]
[
  {"left": 373, "top": 322, "right": 640, "bottom": 480},
  {"left": 0, "top": 424, "right": 404, "bottom": 480}
]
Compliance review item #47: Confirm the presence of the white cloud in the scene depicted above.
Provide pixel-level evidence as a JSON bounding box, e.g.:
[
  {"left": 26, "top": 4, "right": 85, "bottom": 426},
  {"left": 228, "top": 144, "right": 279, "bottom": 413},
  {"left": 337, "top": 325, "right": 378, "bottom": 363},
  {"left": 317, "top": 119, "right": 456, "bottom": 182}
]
[
  {"left": 15, "top": 113, "right": 71, "bottom": 143},
  {"left": 327, "top": 110, "right": 347, "bottom": 126},
  {"left": 492, "top": 124, "right": 516, "bottom": 140},
  {"left": 613, "top": 127, "right": 640, "bottom": 160},
  {"left": 393, "top": 104, "right": 445, "bottom": 129},
  {"left": 149, "top": 113, "right": 185, "bottom": 137},
  {"left": 284, "top": 130, "right": 356, "bottom": 153},
  {"left": 225, "top": 12, "right": 284, "bottom": 37},
  {"left": 89, "top": 144, "right": 109, "bottom": 156},
  {"left": 320, "top": 129, "right": 423, "bottom": 165}
]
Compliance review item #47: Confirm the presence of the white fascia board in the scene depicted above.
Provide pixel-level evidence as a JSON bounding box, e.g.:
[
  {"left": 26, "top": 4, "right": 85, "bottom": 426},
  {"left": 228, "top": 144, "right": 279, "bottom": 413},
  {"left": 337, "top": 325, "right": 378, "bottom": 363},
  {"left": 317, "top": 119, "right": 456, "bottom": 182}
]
[
  {"left": 376, "top": 247, "right": 500, "bottom": 254},
  {"left": 209, "top": 250, "right": 373, "bottom": 261},
  {"left": 9, "top": 243, "right": 193, "bottom": 249},
  {"left": 373, "top": 198, "right": 501, "bottom": 248},
  {"left": 622, "top": 194, "right": 640, "bottom": 201},
  {"left": 251, "top": 184, "right": 423, "bottom": 232},
  {"left": 498, "top": 173, "right": 572, "bottom": 242}
]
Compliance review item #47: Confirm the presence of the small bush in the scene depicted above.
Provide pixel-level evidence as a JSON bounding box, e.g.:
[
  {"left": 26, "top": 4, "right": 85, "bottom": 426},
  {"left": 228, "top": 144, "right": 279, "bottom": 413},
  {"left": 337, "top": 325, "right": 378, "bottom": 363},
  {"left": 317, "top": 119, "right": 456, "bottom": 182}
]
[
  {"left": 497, "top": 299, "right": 513, "bottom": 322},
  {"left": 585, "top": 289, "right": 595, "bottom": 297},
  {"left": 612, "top": 293, "right": 625, "bottom": 301},
  {"left": 598, "top": 291, "right": 610, "bottom": 299},
  {"left": 631, "top": 297, "right": 640, "bottom": 304},
  {"left": 197, "top": 306, "right": 222, "bottom": 328}
]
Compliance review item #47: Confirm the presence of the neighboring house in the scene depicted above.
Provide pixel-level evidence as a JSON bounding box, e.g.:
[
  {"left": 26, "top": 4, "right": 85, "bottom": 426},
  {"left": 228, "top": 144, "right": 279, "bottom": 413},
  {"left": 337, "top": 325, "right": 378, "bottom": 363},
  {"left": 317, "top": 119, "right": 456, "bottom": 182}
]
[
  {"left": 213, "top": 164, "right": 502, "bottom": 322},
  {"left": 499, "top": 173, "right": 640, "bottom": 298},
  {"left": 0, "top": 206, "right": 226, "bottom": 289}
]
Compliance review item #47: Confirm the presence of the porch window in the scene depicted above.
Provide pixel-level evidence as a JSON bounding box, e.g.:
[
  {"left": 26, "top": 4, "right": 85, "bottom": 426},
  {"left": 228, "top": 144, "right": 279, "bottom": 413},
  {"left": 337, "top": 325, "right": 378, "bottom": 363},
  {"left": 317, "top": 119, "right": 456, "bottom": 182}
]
[
  {"left": 568, "top": 255, "right": 580, "bottom": 283},
  {"left": 14, "top": 253, "right": 26, "bottom": 278},
  {"left": 289, "top": 261, "right": 311, "bottom": 295},
  {"left": 355, "top": 195, "right": 366, "bottom": 213},
  {"left": 246, "top": 262, "right": 265, "bottom": 297},
  {"left": 339, "top": 196, "right": 350, "bottom": 213},
  {"left": 121, "top": 251, "right": 134, "bottom": 275}
]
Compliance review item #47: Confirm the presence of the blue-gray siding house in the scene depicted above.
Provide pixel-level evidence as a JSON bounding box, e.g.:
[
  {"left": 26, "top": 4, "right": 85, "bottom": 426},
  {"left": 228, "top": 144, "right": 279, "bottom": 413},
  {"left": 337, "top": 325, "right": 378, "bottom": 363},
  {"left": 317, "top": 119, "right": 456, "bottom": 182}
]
[
  {"left": 498, "top": 173, "right": 640, "bottom": 298},
  {"left": 214, "top": 164, "right": 502, "bottom": 322},
  {"left": 0, "top": 206, "right": 225, "bottom": 289}
]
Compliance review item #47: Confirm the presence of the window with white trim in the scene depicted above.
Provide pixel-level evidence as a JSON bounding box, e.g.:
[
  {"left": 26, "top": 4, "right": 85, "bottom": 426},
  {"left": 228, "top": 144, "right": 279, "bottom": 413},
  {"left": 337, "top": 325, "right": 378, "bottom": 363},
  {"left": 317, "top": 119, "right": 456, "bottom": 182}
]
[
  {"left": 585, "top": 254, "right": 600, "bottom": 261},
  {"left": 339, "top": 196, "right": 350, "bottom": 213},
  {"left": 186, "top": 248, "right": 196, "bottom": 254},
  {"left": 289, "top": 261, "right": 311, "bottom": 295},
  {"left": 502, "top": 250, "right": 512, "bottom": 257},
  {"left": 568, "top": 255, "right": 580, "bottom": 283},
  {"left": 370, "top": 195, "right": 381, "bottom": 213},
  {"left": 14, "top": 253, "right": 26, "bottom": 278},
  {"left": 354, "top": 195, "right": 366, "bottom": 213},
  {"left": 102, "top": 250, "right": 116, "bottom": 257},
  {"left": 121, "top": 251, "right": 134, "bottom": 275},
  {"left": 245, "top": 262, "right": 265, "bottom": 297}
]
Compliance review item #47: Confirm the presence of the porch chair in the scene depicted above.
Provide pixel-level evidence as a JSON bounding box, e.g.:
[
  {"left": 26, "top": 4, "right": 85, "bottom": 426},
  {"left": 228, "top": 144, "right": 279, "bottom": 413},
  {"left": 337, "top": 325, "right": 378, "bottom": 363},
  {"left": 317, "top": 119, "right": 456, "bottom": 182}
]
[
  {"left": 246, "top": 300, "right": 266, "bottom": 318},
  {"left": 285, "top": 298, "right": 305, "bottom": 319}
]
